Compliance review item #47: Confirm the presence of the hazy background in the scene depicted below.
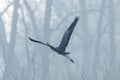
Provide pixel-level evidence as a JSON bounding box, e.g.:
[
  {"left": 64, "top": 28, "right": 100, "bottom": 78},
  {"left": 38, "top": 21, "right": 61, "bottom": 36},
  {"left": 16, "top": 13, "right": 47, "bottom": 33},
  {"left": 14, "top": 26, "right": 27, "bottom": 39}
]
[{"left": 0, "top": 0, "right": 120, "bottom": 80}]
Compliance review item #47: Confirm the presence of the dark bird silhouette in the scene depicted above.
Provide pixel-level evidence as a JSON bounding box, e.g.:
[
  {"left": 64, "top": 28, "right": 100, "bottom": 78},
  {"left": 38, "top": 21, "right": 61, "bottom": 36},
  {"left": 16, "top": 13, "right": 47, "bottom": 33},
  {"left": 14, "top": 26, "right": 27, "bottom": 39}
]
[{"left": 29, "top": 17, "right": 79, "bottom": 63}]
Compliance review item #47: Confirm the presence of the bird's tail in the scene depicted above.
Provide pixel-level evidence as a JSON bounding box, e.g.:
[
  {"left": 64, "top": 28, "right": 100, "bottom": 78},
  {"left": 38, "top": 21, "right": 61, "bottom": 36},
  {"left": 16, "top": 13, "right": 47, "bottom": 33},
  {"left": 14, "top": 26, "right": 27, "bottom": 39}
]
[
  {"left": 29, "top": 37, "right": 47, "bottom": 46},
  {"left": 64, "top": 55, "right": 75, "bottom": 63}
]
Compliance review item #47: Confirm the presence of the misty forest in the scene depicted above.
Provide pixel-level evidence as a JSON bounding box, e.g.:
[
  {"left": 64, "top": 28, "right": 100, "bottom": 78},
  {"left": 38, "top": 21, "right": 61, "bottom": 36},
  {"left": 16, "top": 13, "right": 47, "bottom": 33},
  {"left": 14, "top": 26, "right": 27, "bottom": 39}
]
[{"left": 0, "top": 0, "right": 120, "bottom": 80}]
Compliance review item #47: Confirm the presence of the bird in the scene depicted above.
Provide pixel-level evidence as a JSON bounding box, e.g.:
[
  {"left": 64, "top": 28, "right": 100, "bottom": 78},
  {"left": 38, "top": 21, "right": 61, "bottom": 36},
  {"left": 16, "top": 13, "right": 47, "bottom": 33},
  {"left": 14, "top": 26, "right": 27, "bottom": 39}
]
[{"left": 29, "top": 17, "right": 79, "bottom": 63}]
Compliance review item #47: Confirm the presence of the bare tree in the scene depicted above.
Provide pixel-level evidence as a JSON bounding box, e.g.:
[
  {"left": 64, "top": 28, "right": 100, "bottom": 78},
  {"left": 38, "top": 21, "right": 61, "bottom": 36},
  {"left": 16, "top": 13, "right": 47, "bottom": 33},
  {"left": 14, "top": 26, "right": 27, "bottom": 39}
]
[
  {"left": 0, "top": 16, "right": 7, "bottom": 80},
  {"left": 41, "top": 0, "right": 53, "bottom": 80},
  {"left": 4, "top": 0, "right": 20, "bottom": 80},
  {"left": 106, "top": 0, "right": 116, "bottom": 80},
  {"left": 0, "top": 16, "right": 8, "bottom": 57},
  {"left": 92, "top": 0, "right": 107, "bottom": 80},
  {"left": 79, "top": 0, "right": 93, "bottom": 80},
  {"left": 23, "top": 0, "right": 42, "bottom": 80}
]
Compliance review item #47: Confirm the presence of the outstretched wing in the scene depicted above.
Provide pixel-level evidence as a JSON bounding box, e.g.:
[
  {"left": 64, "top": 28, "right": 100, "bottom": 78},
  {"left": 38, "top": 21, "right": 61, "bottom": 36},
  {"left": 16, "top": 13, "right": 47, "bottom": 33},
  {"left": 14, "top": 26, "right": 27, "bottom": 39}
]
[
  {"left": 29, "top": 37, "right": 47, "bottom": 46},
  {"left": 57, "top": 17, "right": 79, "bottom": 52}
]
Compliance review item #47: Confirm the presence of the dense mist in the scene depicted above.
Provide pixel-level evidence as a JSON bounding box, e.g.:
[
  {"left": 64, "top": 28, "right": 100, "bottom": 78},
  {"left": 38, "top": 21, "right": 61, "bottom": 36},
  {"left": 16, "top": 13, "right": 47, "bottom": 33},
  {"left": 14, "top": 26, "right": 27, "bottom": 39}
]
[{"left": 0, "top": 0, "right": 120, "bottom": 80}]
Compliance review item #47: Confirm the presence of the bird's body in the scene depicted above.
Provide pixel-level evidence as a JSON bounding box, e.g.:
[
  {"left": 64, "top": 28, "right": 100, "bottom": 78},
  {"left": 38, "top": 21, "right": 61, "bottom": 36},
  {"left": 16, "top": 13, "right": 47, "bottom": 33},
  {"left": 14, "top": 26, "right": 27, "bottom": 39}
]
[{"left": 29, "top": 17, "right": 79, "bottom": 63}]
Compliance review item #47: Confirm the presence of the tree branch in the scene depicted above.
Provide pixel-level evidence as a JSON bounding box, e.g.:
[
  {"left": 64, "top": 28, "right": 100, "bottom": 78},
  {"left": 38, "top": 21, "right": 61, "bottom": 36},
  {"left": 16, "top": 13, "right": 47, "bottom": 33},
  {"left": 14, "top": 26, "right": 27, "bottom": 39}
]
[{"left": 0, "top": 2, "right": 13, "bottom": 16}]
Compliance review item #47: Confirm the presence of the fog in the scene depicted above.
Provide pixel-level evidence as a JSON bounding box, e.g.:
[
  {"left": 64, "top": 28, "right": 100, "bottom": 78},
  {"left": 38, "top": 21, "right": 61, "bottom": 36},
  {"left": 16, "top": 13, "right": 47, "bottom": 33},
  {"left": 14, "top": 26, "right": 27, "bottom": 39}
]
[{"left": 0, "top": 0, "right": 120, "bottom": 80}]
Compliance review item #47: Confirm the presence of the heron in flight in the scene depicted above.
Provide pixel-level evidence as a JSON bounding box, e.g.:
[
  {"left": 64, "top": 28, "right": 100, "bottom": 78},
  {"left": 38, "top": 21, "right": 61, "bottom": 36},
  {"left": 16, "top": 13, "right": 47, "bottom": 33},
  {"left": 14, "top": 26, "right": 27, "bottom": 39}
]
[{"left": 29, "top": 17, "right": 79, "bottom": 63}]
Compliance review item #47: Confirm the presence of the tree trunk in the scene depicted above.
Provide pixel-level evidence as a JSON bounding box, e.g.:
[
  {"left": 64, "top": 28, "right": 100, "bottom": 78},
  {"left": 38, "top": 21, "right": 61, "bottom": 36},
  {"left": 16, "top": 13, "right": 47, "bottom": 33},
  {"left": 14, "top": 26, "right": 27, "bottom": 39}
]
[
  {"left": 79, "top": 0, "right": 93, "bottom": 80},
  {"left": 0, "top": 16, "right": 8, "bottom": 57},
  {"left": 92, "top": 0, "right": 106, "bottom": 80},
  {"left": 41, "top": 0, "right": 53, "bottom": 80},
  {"left": 107, "top": 0, "right": 116, "bottom": 80},
  {"left": 4, "top": 0, "right": 19, "bottom": 80}
]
